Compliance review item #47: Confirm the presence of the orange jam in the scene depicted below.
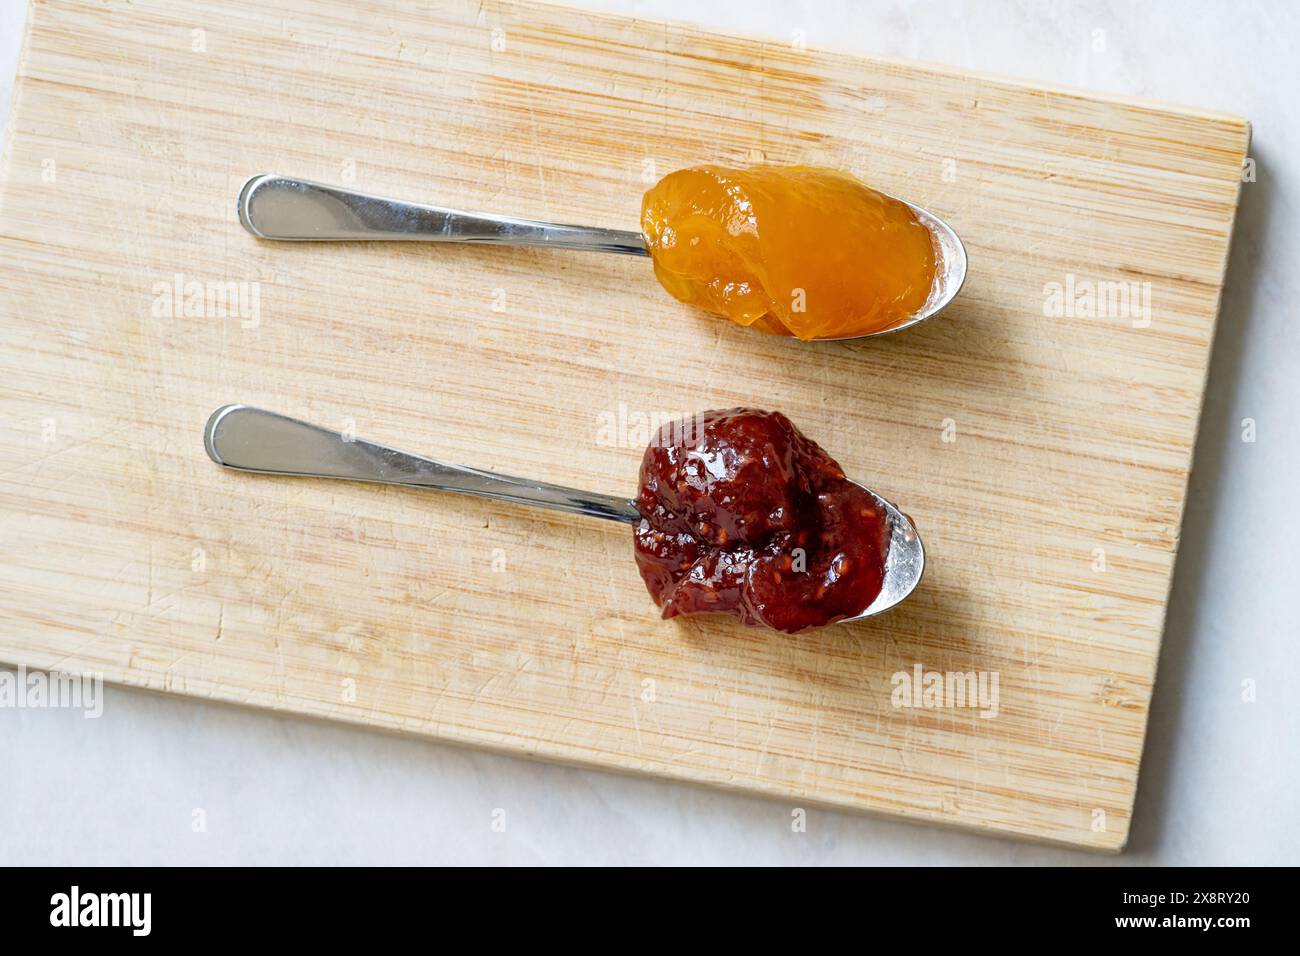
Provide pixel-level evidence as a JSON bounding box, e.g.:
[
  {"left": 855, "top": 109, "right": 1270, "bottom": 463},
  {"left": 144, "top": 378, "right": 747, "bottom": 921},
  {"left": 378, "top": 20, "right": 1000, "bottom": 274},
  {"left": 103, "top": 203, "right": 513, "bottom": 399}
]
[{"left": 640, "top": 165, "right": 937, "bottom": 340}]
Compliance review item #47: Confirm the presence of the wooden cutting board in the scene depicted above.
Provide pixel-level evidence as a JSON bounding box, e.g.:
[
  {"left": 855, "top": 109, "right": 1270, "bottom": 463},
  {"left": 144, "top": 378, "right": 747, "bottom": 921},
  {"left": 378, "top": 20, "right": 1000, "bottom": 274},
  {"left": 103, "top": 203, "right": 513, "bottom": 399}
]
[{"left": 0, "top": 0, "right": 1248, "bottom": 849}]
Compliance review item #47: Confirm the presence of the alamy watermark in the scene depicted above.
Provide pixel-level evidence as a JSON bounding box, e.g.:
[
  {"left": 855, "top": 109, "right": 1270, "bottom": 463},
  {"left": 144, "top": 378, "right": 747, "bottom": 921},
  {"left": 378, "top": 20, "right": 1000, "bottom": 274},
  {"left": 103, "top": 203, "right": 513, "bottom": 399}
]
[
  {"left": 151, "top": 273, "right": 261, "bottom": 328},
  {"left": 50, "top": 886, "right": 150, "bottom": 936},
  {"left": 595, "top": 403, "right": 706, "bottom": 449},
  {"left": 891, "top": 663, "right": 999, "bottom": 719},
  {"left": 0, "top": 666, "right": 103, "bottom": 718},
  {"left": 1043, "top": 273, "right": 1151, "bottom": 327}
]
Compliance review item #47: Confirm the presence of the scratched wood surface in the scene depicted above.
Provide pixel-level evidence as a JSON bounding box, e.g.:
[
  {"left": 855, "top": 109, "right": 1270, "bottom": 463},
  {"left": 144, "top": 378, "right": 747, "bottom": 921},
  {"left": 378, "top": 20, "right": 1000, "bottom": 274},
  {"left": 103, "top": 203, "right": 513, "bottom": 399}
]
[{"left": 0, "top": 0, "right": 1249, "bottom": 849}]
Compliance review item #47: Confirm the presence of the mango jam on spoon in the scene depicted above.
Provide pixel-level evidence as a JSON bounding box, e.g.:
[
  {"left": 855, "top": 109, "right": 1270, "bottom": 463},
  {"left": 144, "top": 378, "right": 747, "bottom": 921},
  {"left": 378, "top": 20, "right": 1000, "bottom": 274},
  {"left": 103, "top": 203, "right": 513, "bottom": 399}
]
[
  {"left": 641, "top": 165, "right": 940, "bottom": 340},
  {"left": 239, "top": 166, "right": 965, "bottom": 341}
]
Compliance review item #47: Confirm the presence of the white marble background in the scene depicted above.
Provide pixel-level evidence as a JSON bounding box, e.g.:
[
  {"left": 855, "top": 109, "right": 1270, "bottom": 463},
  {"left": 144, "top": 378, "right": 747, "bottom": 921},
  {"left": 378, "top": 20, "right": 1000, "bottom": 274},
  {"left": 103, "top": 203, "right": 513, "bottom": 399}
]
[{"left": 1, "top": 0, "right": 1295, "bottom": 865}]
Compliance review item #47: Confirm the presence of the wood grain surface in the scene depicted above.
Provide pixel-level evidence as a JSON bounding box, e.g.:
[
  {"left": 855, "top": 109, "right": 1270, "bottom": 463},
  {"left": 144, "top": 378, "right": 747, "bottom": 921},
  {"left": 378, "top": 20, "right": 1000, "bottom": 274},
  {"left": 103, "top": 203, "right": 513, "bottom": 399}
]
[{"left": 0, "top": 0, "right": 1249, "bottom": 849}]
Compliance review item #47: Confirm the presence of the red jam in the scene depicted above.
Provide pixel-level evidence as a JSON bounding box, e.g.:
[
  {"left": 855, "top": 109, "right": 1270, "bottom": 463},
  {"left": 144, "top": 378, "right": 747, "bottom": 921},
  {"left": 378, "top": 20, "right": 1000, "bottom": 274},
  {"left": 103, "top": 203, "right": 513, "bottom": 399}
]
[{"left": 633, "top": 409, "right": 889, "bottom": 633}]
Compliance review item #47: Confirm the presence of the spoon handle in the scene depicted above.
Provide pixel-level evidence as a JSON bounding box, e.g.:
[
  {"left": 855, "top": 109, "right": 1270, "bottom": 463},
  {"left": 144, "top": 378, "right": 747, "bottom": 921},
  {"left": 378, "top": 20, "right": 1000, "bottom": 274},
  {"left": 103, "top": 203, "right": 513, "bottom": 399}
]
[
  {"left": 204, "top": 405, "right": 642, "bottom": 524},
  {"left": 238, "top": 174, "right": 649, "bottom": 255}
]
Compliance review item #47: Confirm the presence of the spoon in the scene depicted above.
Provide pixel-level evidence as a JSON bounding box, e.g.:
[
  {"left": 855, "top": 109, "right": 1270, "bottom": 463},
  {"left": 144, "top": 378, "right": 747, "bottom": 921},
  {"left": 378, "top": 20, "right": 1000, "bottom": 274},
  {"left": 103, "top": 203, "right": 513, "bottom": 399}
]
[
  {"left": 203, "top": 404, "right": 925, "bottom": 621},
  {"left": 236, "top": 173, "right": 967, "bottom": 339}
]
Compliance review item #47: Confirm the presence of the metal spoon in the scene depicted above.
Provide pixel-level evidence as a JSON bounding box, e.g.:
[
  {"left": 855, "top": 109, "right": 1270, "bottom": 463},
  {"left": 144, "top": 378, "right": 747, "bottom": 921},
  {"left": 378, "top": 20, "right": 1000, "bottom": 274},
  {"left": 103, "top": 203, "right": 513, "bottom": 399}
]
[
  {"left": 203, "top": 404, "right": 925, "bottom": 621},
  {"left": 236, "top": 173, "right": 967, "bottom": 339}
]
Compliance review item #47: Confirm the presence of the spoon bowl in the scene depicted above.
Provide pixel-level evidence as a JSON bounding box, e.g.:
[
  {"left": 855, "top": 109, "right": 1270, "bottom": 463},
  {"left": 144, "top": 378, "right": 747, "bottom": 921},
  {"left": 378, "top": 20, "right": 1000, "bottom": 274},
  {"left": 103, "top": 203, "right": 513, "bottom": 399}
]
[
  {"left": 814, "top": 199, "right": 967, "bottom": 341},
  {"left": 842, "top": 480, "right": 926, "bottom": 620}
]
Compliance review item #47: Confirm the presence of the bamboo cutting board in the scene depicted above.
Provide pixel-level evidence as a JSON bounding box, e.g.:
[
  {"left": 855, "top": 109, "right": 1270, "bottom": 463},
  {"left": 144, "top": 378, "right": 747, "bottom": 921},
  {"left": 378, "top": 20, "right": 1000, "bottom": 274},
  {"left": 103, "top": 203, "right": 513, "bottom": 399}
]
[{"left": 0, "top": 0, "right": 1248, "bottom": 849}]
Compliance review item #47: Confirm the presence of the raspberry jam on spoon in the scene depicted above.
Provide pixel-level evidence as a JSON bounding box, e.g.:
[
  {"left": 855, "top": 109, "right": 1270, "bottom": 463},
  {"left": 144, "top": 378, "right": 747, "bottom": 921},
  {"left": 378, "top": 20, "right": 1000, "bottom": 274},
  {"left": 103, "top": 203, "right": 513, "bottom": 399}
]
[
  {"left": 633, "top": 409, "right": 895, "bottom": 632},
  {"left": 205, "top": 405, "right": 923, "bottom": 633}
]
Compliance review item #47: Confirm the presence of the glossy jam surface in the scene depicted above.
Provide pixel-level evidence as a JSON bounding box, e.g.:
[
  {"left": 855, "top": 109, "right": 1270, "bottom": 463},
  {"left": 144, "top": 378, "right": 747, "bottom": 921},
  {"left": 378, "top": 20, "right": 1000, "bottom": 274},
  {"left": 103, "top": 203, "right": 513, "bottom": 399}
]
[
  {"left": 640, "top": 165, "right": 937, "bottom": 340},
  {"left": 633, "top": 409, "right": 889, "bottom": 633}
]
